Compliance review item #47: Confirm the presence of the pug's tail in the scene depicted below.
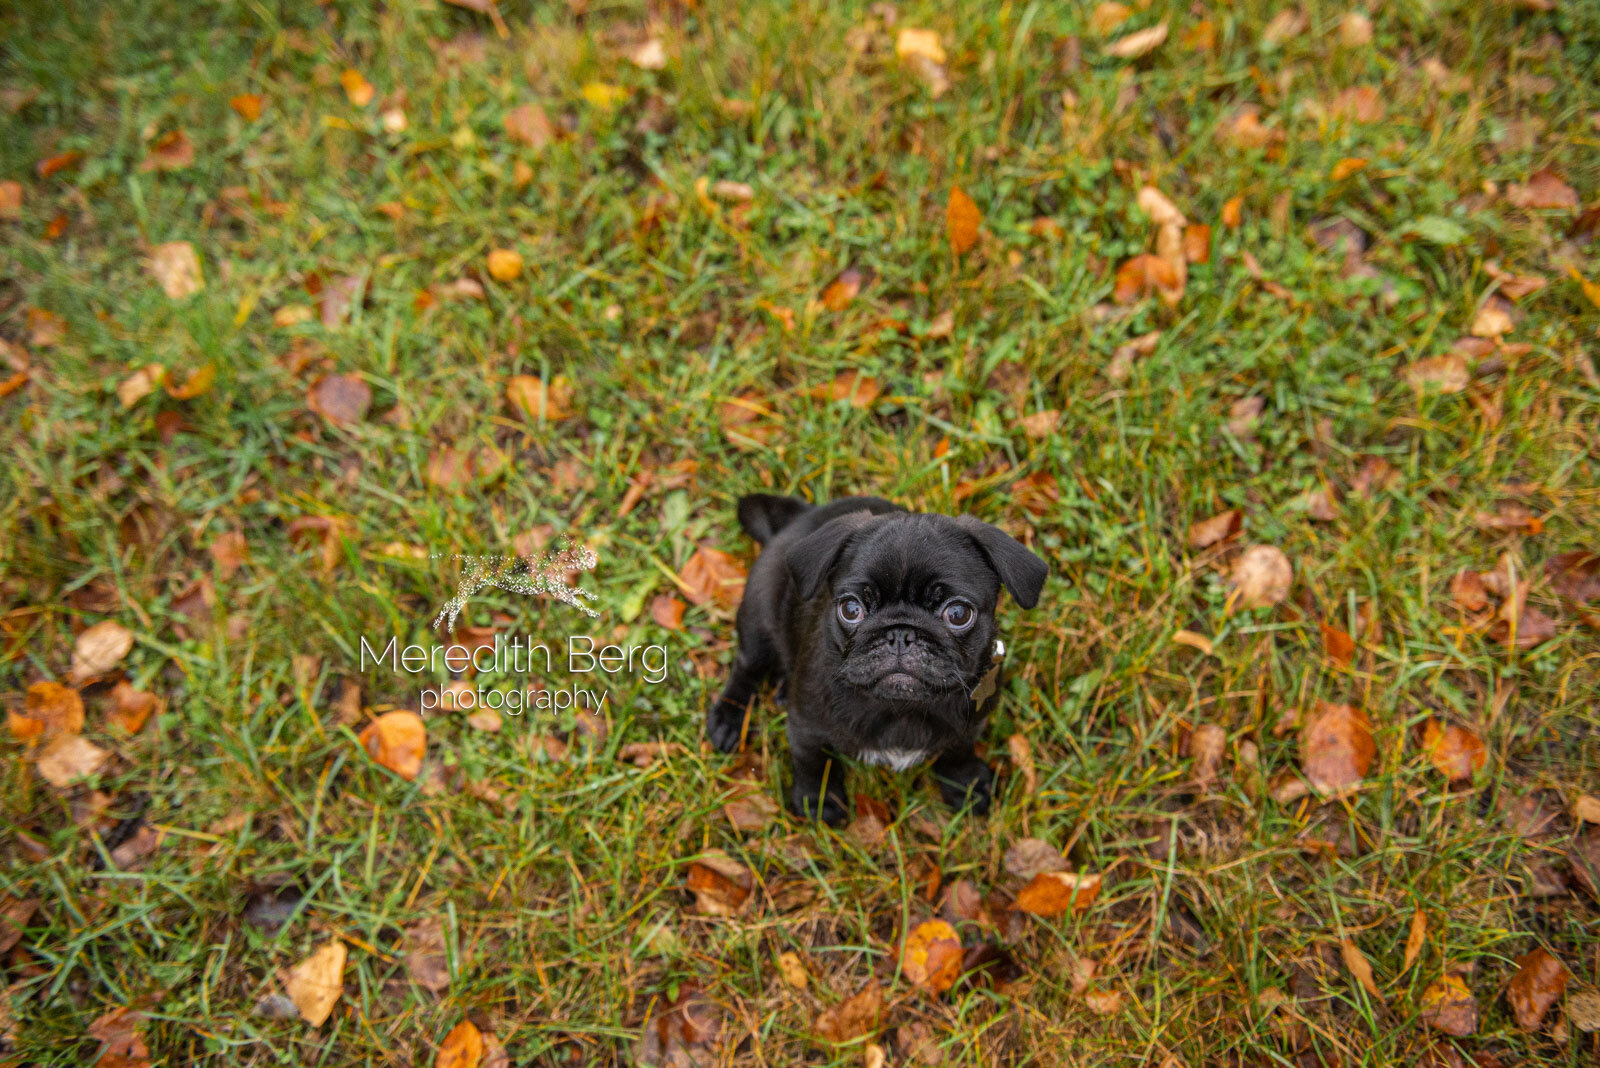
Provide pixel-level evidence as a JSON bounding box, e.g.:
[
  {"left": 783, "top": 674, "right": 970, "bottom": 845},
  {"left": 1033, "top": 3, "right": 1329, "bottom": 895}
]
[{"left": 736, "top": 494, "right": 812, "bottom": 545}]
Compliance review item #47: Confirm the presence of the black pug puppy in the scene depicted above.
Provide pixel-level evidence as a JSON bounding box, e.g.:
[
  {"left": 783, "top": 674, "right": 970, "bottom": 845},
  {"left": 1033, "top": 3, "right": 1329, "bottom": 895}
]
[{"left": 706, "top": 494, "right": 1048, "bottom": 824}]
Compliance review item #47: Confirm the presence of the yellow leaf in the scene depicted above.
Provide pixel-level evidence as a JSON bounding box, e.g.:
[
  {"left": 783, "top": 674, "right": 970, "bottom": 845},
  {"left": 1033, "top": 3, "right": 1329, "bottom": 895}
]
[
  {"left": 1088, "top": 2, "right": 1131, "bottom": 34},
  {"left": 894, "top": 28, "right": 946, "bottom": 64},
  {"left": 339, "top": 69, "right": 375, "bottom": 107},
  {"left": 946, "top": 185, "right": 981, "bottom": 256},
  {"left": 486, "top": 248, "right": 523, "bottom": 281},
  {"left": 1569, "top": 266, "right": 1600, "bottom": 311},
  {"left": 436, "top": 1019, "right": 485, "bottom": 1068},
  {"left": 580, "top": 82, "right": 628, "bottom": 109},
  {"left": 1329, "top": 157, "right": 1368, "bottom": 181},
  {"left": 286, "top": 941, "right": 346, "bottom": 1026},
  {"left": 900, "top": 919, "right": 962, "bottom": 994}
]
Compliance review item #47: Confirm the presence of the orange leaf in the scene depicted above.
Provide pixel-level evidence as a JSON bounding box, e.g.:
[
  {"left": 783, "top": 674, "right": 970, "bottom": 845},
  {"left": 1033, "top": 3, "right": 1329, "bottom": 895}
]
[
  {"left": 358, "top": 711, "right": 426, "bottom": 780},
  {"left": 1329, "top": 157, "right": 1368, "bottom": 181},
  {"left": 307, "top": 374, "right": 372, "bottom": 426},
  {"left": 36, "top": 151, "right": 83, "bottom": 179},
  {"left": 230, "top": 94, "right": 264, "bottom": 121},
  {"left": 1299, "top": 701, "right": 1374, "bottom": 795},
  {"left": 340, "top": 69, "right": 375, "bottom": 107},
  {"left": 650, "top": 594, "right": 686, "bottom": 630},
  {"left": 1182, "top": 222, "right": 1211, "bottom": 264},
  {"left": 165, "top": 364, "right": 217, "bottom": 400},
  {"left": 809, "top": 370, "right": 880, "bottom": 408},
  {"left": 1112, "top": 254, "right": 1178, "bottom": 304},
  {"left": 1420, "top": 974, "right": 1478, "bottom": 1036},
  {"left": 1221, "top": 195, "right": 1243, "bottom": 228},
  {"left": 1506, "top": 948, "right": 1568, "bottom": 1030},
  {"left": 436, "top": 1020, "right": 485, "bottom": 1068},
  {"left": 11, "top": 680, "right": 85, "bottom": 740},
  {"left": 487, "top": 248, "right": 523, "bottom": 281},
  {"left": 1319, "top": 623, "right": 1356, "bottom": 666},
  {"left": 946, "top": 185, "right": 981, "bottom": 255},
  {"left": 1421, "top": 719, "right": 1486, "bottom": 782},
  {"left": 900, "top": 919, "right": 963, "bottom": 993},
  {"left": 679, "top": 545, "right": 748, "bottom": 610},
  {"left": 1011, "top": 870, "right": 1102, "bottom": 917},
  {"left": 819, "top": 267, "right": 863, "bottom": 311}
]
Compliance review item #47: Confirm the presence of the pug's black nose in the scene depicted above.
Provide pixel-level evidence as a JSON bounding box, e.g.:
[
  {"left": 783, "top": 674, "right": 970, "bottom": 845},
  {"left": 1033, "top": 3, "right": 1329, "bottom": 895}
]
[{"left": 885, "top": 626, "right": 916, "bottom": 653}]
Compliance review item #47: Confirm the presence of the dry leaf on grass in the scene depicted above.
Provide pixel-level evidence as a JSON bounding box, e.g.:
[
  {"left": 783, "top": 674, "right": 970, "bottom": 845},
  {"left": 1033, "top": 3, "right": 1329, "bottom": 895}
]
[
  {"left": 1187, "top": 508, "right": 1241, "bottom": 549},
  {"left": 307, "top": 374, "right": 372, "bottom": 426},
  {"left": 1506, "top": 948, "right": 1567, "bottom": 1030},
  {"left": 1008, "top": 733, "right": 1037, "bottom": 794},
  {"left": 140, "top": 129, "right": 194, "bottom": 171},
  {"left": 506, "top": 375, "right": 575, "bottom": 421},
  {"left": 1545, "top": 551, "right": 1600, "bottom": 601},
  {"left": 1417, "top": 974, "right": 1477, "bottom": 1035},
  {"left": 628, "top": 38, "right": 667, "bottom": 70},
  {"left": 340, "top": 69, "right": 375, "bottom": 107},
  {"left": 1105, "top": 21, "right": 1167, "bottom": 58},
  {"left": 88, "top": 1006, "right": 149, "bottom": 1061},
  {"left": 71, "top": 620, "right": 134, "bottom": 682},
  {"left": 11, "top": 680, "right": 86, "bottom": 740},
  {"left": 1105, "top": 329, "right": 1162, "bottom": 381},
  {"left": 1191, "top": 723, "right": 1227, "bottom": 785},
  {"left": 1402, "top": 354, "right": 1469, "bottom": 394},
  {"left": 809, "top": 370, "right": 881, "bottom": 408},
  {"left": 1174, "top": 628, "right": 1217, "bottom": 655},
  {"left": 1320, "top": 623, "right": 1356, "bottom": 666},
  {"left": 404, "top": 918, "right": 451, "bottom": 992},
  {"left": 814, "top": 980, "right": 885, "bottom": 1044},
  {"left": 1340, "top": 938, "right": 1382, "bottom": 999},
  {"left": 147, "top": 242, "right": 203, "bottom": 298},
  {"left": 947, "top": 186, "right": 981, "bottom": 256},
  {"left": 679, "top": 545, "right": 747, "bottom": 610},
  {"left": 1506, "top": 169, "right": 1578, "bottom": 211},
  {"left": 286, "top": 940, "right": 346, "bottom": 1026},
  {"left": 1003, "top": 838, "right": 1068, "bottom": 879},
  {"left": 650, "top": 595, "right": 686, "bottom": 630},
  {"left": 34, "top": 732, "right": 108, "bottom": 786},
  {"left": 685, "top": 851, "right": 753, "bottom": 916},
  {"left": 901, "top": 919, "right": 963, "bottom": 993},
  {"left": 1421, "top": 720, "right": 1486, "bottom": 782},
  {"left": 487, "top": 248, "right": 523, "bottom": 281},
  {"left": 108, "top": 680, "right": 161, "bottom": 733},
  {"left": 503, "top": 104, "right": 554, "bottom": 150},
  {"left": 819, "top": 266, "right": 863, "bottom": 311},
  {"left": 437, "top": 1019, "right": 484, "bottom": 1068},
  {"left": 230, "top": 94, "right": 263, "bottom": 121},
  {"left": 1300, "top": 701, "right": 1374, "bottom": 795},
  {"left": 1089, "top": 3, "right": 1131, "bottom": 34},
  {"left": 1230, "top": 545, "right": 1293, "bottom": 609},
  {"left": 895, "top": 29, "right": 949, "bottom": 97},
  {"left": 358, "top": 711, "right": 426, "bottom": 780},
  {"left": 1403, "top": 910, "right": 1427, "bottom": 972},
  {"left": 1113, "top": 255, "right": 1181, "bottom": 305},
  {"left": 1011, "top": 870, "right": 1102, "bottom": 916}
]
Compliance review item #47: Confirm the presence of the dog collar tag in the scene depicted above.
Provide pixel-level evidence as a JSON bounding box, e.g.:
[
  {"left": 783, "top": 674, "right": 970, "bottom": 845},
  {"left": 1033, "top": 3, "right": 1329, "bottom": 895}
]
[{"left": 970, "top": 639, "right": 1005, "bottom": 704}]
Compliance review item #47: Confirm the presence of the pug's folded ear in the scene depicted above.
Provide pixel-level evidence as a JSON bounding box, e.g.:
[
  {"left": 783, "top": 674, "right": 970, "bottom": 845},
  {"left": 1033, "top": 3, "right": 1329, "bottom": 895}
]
[
  {"left": 785, "top": 511, "right": 880, "bottom": 600},
  {"left": 951, "top": 516, "right": 1049, "bottom": 609}
]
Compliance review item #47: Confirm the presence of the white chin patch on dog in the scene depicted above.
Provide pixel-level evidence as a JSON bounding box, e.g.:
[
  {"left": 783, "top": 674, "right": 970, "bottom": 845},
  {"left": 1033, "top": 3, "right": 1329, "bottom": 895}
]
[{"left": 857, "top": 748, "right": 930, "bottom": 772}]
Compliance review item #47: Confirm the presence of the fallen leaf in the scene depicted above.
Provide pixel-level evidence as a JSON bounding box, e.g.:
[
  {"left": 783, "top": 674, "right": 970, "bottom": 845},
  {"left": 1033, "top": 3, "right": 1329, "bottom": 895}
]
[
  {"left": 1450, "top": 569, "right": 1489, "bottom": 612},
  {"left": 1341, "top": 938, "right": 1382, "bottom": 999},
  {"left": 1329, "top": 86, "right": 1384, "bottom": 123},
  {"left": 1567, "top": 990, "right": 1600, "bottom": 1033},
  {"left": 487, "top": 248, "right": 523, "bottom": 281},
  {"left": 1223, "top": 107, "right": 1285, "bottom": 151},
  {"left": 1172, "top": 629, "right": 1214, "bottom": 655},
  {"left": 1004, "top": 838, "right": 1069, "bottom": 879},
  {"left": 1483, "top": 260, "right": 1548, "bottom": 301},
  {"left": 147, "top": 242, "right": 203, "bottom": 298},
  {"left": 36, "top": 150, "right": 83, "bottom": 179},
  {"left": 1320, "top": 623, "right": 1356, "bottom": 666},
  {"left": 1421, "top": 720, "right": 1486, "bottom": 782},
  {"left": 638, "top": 986, "right": 724, "bottom": 1065},
  {"left": 1221, "top": 195, "right": 1243, "bottom": 228},
  {"left": 72, "top": 620, "right": 134, "bottom": 681},
  {"left": 1230, "top": 545, "right": 1293, "bottom": 609},
  {"left": 1084, "top": 988, "right": 1125, "bottom": 1014},
  {"left": 1183, "top": 222, "right": 1211, "bottom": 263},
  {"left": 1011, "top": 870, "right": 1102, "bottom": 916},
  {"left": 617, "top": 740, "right": 685, "bottom": 768},
  {"left": 230, "top": 94, "right": 264, "bottom": 121},
  {"left": 307, "top": 374, "right": 372, "bottom": 426},
  {"left": 1020, "top": 409, "right": 1059, "bottom": 439},
  {"left": 580, "top": 82, "right": 629, "bottom": 109},
  {"left": 1404, "top": 910, "right": 1427, "bottom": 972},
  {"left": 506, "top": 374, "right": 575, "bottom": 422},
  {"left": 901, "top": 919, "right": 963, "bottom": 993},
  {"left": 1089, "top": 3, "right": 1131, "bottom": 34},
  {"left": 1574, "top": 795, "right": 1600, "bottom": 824},
  {"left": 1300, "top": 701, "right": 1374, "bottom": 795},
  {"left": 88, "top": 1007, "right": 149, "bottom": 1061},
  {"left": 0, "top": 897, "right": 40, "bottom": 954},
  {"left": 1105, "top": 329, "right": 1162, "bottom": 381},
  {"left": 1112, "top": 254, "right": 1180, "bottom": 305},
  {"left": 1105, "top": 20, "right": 1168, "bottom": 58},
  {"left": 1571, "top": 266, "right": 1600, "bottom": 311},
  {"left": 0, "top": 180, "right": 22, "bottom": 219},
  {"left": 340, "top": 69, "right": 375, "bottom": 107},
  {"left": 1402, "top": 354, "right": 1469, "bottom": 394},
  {"left": 628, "top": 38, "right": 667, "bottom": 70},
  {"left": 709, "top": 179, "right": 753, "bottom": 203},
  {"left": 437, "top": 1020, "right": 484, "bottom": 1068},
  {"left": 286, "top": 940, "right": 346, "bottom": 1026},
  {"left": 1471, "top": 297, "right": 1514, "bottom": 338},
  {"left": 895, "top": 27, "right": 946, "bottom": 64},
  {"left": 815, "top": 980, "right": 885, "bottom": 1044},
  {"left": 810, "top": 370, "right": 881, "bottom": 408},
  {"left": 1261, "top": 8, "right": 1306, "bottom": 44},
  {"left": 504, "top": 104, "right": 555, "bottom": 150},
  {"left": 34, "top": 732, "right": 109, "bottom": 787},
  {"left": 1007, "top": 733, "right": 1037, "bottom": 794},
  {"left": 1421, "top": 975, "right": 1478, "bottom": 1035},
  {"left": 1506, "top": 169, "right": 1578, "bottom": 211},
  {"left": 140, "top": 129, "right": 194, "bottom": 171},
  {"left": 1506, "top": 948, "right": 1567, "bottom": 1030},
  {"left": 650, "top": 595, "right": 686, "bottom": 630},
  {"left": 1187, "top": 508, "right": 1241, "bottom": 549},
  {"left": 947, "top": 186, "right": 981, "bottom": 256},
  {"left": 679, "top": 545, "right": 747, "bottom": 610},
  {"left": 1329, "top": 157, "right": 1368, "bottom": 181},
  {"left": 777, "top": 952, "right": 808, "bottom": 991},
  {"left": 1338, "top": 12, "right": 1373, "bottom": 46},
  {"left": 1545, "top": 550, "right": 1600, "bottom": 601},
  {"left": 819, "top": 267, "right": 863, "bottom": 311},
  {"left": 1191, "top": 722, "right": 1227, "bottom": 784},
  {"left": 11, "top": 680, "right": 86, "bottom": 740},
  {"left": 686, "top": 850, "right": 753, "bottom": 916},
  {"left": 1137, "top": 186, "right": 1185, "bottom": 228},
  {"left": 108, "top": 680, "right": 161, "bottom": 733},
  {"left": 165, "top": 364, "right": 216, "bottom": 400},
  {"left": 358, "top": 710, "right": 426, "bottom": 780}
]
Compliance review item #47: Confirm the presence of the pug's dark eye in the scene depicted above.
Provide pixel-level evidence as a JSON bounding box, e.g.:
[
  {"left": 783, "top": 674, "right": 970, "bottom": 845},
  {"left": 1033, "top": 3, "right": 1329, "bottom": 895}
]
[
  {"left": 940, "top": 600, "right": 975, "bottom": 631},
  {"left": 837, "top": 596, "right": 866, "bottom": 625}
]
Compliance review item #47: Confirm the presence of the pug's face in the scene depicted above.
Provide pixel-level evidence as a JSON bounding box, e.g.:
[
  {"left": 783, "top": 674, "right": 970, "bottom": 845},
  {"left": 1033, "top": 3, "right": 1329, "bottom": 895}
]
[{"left": 819, "top": 517, "right": 1002, "bottom": 703}]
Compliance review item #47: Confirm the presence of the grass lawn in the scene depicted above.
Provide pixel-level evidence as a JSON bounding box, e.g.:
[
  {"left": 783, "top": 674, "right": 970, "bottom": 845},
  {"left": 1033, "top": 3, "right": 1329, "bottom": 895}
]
[{"left": 3, "top": 0, "right": 1600, "bottom": 1064}]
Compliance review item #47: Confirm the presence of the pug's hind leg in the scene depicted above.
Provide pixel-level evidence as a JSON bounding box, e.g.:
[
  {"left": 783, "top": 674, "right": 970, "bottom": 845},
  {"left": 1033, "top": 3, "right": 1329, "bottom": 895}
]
[
  {"left": 788, "top": 743, "right": 848, "bottom": 825},
  {"left": 933, "top": 748, "right": 994, "bottom": 816},
  {"left": 706, "top": 649, "right": 770, "bottom": 752}
]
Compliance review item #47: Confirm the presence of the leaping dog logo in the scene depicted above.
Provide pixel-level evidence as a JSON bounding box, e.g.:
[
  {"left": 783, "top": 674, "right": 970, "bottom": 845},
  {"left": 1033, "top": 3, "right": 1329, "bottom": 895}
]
[{"left": 432, "top": 540, "right": 599, "bottom": 631}]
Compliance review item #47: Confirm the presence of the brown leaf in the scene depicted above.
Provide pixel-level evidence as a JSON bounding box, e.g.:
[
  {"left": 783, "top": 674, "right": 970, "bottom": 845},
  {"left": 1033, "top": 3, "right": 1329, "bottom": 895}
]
[
  {"left": 815, "top": 980, "right": 885, "bottom": 1044},
  {"left": 140, "top": 129, "right": 194, "bottom": 172},
  {"left": 230, "top": 94, "right": 264, "bottom": 121},
  {"left": 686, "top": 850, "right": 753, "bottom": 916},
  {"left": 108, "top": 680, "right": 161, "bottom": 734},
  {"left": 1113, "top": 254, "right": 1180, "bottom": 305},
  {"left": 1221, "top": 195, "right": 1243, "bottom": 228},
  {"left": 210, "top": 530, "right": 249, "bottom": 579},
  {"left": 1421, "top": 975, "right": 1478, "bottom": 1036},
  {"left": 505, "top": 374, "right": 575, "bottom": 421},
  {"left": 1003, "top": 838, "right": 1068, "bottom": 880},
  {"left": 1483, "top": 260, "right": 1548, "bottom": 301},
  {"left": 437, "top": 1019, "right": 484, "bottom": 1068},
  {"left": 340, "top": 69, "right": 375, "bottom": 107},
  {"left": 1223, "top": 107, "right": 1285, "bottom": 151},
  {"left": 1105, "top": 20, "right": 1168, "bottom": 58},
  {"left": 286, "top": 940, "right": 346, "bottom": 1026},
  {"left": 33, "top": 733, "right": 109, "bottom": 787},
  {"left": 1187, "top": 508, "right": 1241, "bottom": 549},
  {"left": 1506, "top": 169, "right": 1579, "bottom": 211},
  {"left": 809, "top": 370, "right": 881, "bottom": 408},
  {"left": 1471, "top": 297, "right": 1515, "bottom": 338},
  {"left": 1506, "top": 948, "right": 1567, "bottom": 1030},
  {"left": 1083, "top": 988, "right": 1125, "bottom": 1014},
  {"left": 164, "top": 363, "right": 216, "bottom": 400},
  {"left": 946, "top": 186, "right": 981, "bottom": 255},
  {"left": 358, "top": 710, "right": 426, "bottom": 780},
  {"left": 72, "top": 620, "right": 134, "bottom": 682},
  {"left": 1011, "top": 870, "right": 1102, "bottom": 917},
  {"left": 88, "top": 1007, "right": 150, "bottom": 1061},
  {"left": 147, "top": 242, "right": 203, "bottom": 299},
  {"left": 649, "top": 594, "right": 686, "bottom": 630},
  {"left": 637, "top": 987, "right": 725, "bottom": 1066},
  {"left": 895, "top": 30, "right": 949, "bottom": 97},
  {"left": 679, "top": 545, "right": 747, "bottom": 610},
  {"left": 1545, "top": 550, "right": 1600, "bottom": 601},
  {"left": 1567, "top": 990, "right": 1600, "bottom": 1033},
  {"left": 617, "top": 740, "right": 686, "bottom": 768},
  {"left": 0, "top": 896, "right": 39, "bottom": 954},
  {"left": 1230, "top": 545, "right": 1293, "bottom": 609},
  {"left": 36, "top": 150, "right": 83, "bottom": 179},
  {"left": 1402, "top": 354, "right": 1469, "bottom": 394},
  {"left": 0, "top": 180, "right": 23, "bottom": 219},
  {"left": 1182, "top": 222, "right": 1211, "bottom": 264},
  {"left": 504, "top": 104, "right": 555, "bottom": 150},
  {"left": 487, "top": 248, "right": 523, "bottom": 281},
  {"left": 1576, "top": 795, "right": 1600, "bottom": 824},
  {"left": 1450, "top": 569, "right": 1489, "bottom": 612},
  {"left": 819, "top": 267, "right": 863, "bottom": 311},
  {"left": 307, "top": 374, "right": 372, "bottom": 426},
  {"left": 1020, "top": 409, "right": 1059, "bottom": 439},
  {"left": 1341, "top": 937, "right": 1382, "bottom": 999},
  {"left": 1320, "top": 623, "right": 1356, "bottom": 666},
  {"left": 1105, "top": 329, "right": 1162, "bottom": 381},
  {"left": 1191, "top": 723, "right": 1227, "bottom": 785},
  {"left": 1330, "top": 86, "right": 1384, "bottom": 123},
  {"left": 901, "top": 919, "right": 963, "bottom": 994},
  {"left": 12, "top": 680, "right": 86, "bottom": 740},
  {"left": 1490, "top": 597, "right": 1556, "bottom": 650},
  {"left": 1299, "top": 701, "right": 1374, "bottom": 795},
  {"left": 1403, "top": 910, "right": 1427, "bottom": 972},
  {"left": 1007, "top": 733, "right": 1036, "bottom": 794},
  {"left": 1088, "top": 3, "right": 1131, "bottom": 35},
  {"left": 1421, "top": 720, "right": 1487, "bottom": 782}
]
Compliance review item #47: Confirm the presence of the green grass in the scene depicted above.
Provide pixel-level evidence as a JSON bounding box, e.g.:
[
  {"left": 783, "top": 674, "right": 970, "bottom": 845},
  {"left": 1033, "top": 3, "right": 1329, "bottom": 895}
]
[{"left": 3, "top": 0, "right": 1599, "bottom": 1064}]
